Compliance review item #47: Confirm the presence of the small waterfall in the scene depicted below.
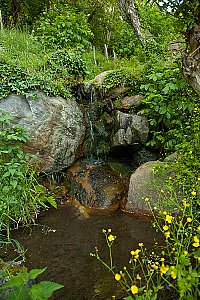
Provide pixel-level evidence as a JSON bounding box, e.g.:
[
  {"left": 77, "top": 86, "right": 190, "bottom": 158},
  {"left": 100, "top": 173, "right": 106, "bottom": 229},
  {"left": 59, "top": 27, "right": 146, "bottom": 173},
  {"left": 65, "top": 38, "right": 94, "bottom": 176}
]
[{"left": 85, "top": 88, "right": 96, "bottom": 159}]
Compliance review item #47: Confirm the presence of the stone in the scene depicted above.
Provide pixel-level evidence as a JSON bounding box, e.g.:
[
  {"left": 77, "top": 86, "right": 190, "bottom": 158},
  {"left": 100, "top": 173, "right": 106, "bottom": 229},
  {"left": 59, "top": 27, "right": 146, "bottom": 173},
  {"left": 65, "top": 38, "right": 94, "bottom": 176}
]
[
  {"left": 69, "top": 160, "right": 128, "bottom": 213},
  {"left": 106, "top": 86, "right": 131, "bottom": 99},
  {"left": 92, "top": 71, "right": 112, "bottom": 85},
  {"left": 115, "top": 94, "right": 144, "bottom": 111},
  {"left": 111, "top": 111, "right": 149, "bottom": 147},
  {"left": 0, "top": 92, "right": 85, "bottom": 172},
  {"left": 124, "top": 161, "right": 181, "bottom": 215}
]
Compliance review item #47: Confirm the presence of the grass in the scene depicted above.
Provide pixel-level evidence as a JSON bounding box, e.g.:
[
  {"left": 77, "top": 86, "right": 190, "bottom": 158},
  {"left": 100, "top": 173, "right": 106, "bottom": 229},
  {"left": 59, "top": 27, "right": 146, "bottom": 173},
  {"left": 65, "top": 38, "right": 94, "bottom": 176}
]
[{"left": 0, "top": 28, "right": 51, "bottom": 72}]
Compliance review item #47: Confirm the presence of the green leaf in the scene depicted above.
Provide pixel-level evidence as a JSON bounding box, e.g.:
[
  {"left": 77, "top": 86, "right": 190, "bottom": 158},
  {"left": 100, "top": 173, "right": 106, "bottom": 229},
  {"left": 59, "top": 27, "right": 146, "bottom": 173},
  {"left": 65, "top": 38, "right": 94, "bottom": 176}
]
[
  {"left": 29, "top": 268, "right": 46, "bottom": 280},
  {"left": 29, "top": 281, "right": 64, "bottom": 300},
  {"left": 35, "top": 185, "right": 46, "bottom": 193},
  {"left": 46, "top": 196, "right": 57, "bottom": 208},
  {"left": 2, "top": 186, "right": 10, "bottom": 194}
]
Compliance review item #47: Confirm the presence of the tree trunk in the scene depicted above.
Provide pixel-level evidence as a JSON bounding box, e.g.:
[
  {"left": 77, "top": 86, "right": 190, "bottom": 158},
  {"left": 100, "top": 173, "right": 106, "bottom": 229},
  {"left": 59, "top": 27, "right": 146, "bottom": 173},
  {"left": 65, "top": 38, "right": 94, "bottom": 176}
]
[
  {"left": 117, "top": 0, "right": 145, "bottom": 45},
  {"left": 182, "top": 25, "right": 200, "bottom": 97}
]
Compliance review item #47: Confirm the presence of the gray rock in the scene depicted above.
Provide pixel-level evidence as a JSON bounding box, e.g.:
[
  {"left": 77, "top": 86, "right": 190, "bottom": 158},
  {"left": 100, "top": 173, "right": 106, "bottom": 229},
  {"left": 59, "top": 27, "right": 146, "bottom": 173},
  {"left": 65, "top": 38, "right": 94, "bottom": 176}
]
[
  {"left": 124, "top": 161, "right": 181, "bottom": 215},
  {"left": 111, "top": 111, "right": 149, "bottom": 147},
  {"left": 92, "top": 70, "right": 112, "bottom": 85},
  {"left": 0, "top": 92, "right": 85, "bottom": 172}
]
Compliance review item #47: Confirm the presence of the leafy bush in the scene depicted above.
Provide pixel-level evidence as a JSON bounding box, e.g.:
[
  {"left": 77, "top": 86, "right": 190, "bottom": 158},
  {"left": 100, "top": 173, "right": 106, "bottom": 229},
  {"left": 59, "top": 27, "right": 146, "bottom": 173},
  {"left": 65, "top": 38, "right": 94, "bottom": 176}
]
[
  {"left": 0, "top": 63, "right": 40, "bottom": 100},
  {"left": 0, "top": 266, "right": 63, "bottom": 300},
  {"left": 0, "top": 112, "right": 57, "bottom": 238},
  {"left": 138, "top": 64, "right": 199, "bottom": 152},
  {"left": 102, "top": 69, "right": 139, "bottom": 91},
  {"left": 34, "top": 3, "right": 92, "bottom": 50}
]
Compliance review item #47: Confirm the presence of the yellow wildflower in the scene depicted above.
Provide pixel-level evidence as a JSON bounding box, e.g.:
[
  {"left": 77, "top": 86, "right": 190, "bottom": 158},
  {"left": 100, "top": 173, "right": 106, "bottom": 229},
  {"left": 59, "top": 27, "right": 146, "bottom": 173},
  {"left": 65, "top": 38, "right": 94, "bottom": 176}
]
[
  {"left": 115, "top": 273, "right": 121, "bottom": 281},
  {"left": 136, "top": 274, "right": 141, "bottom": 280},
  {"left": 182, "top": 199, "right": 190, "bottom": 207},
  {"left": 160, "top": 258, "right": 165, "bottom": 262},
  {"left": 198, "top": 226, "right": 200, "bottom": 231},
  {"left": 131, "top": 285, "right": 139, "bottom": 295},
  {"left": 163, "top": 211, "right": 167, "bottom": 215},
  {"left": 163, "top": 225, "right": 169, "bottom": 231},
  {"left": 138, "top": 243, "right": 144, "bottom": 247},
  {"left": 171, "top": 270, "right": 176, "bottom": 279},
  {"left": 131, "top": 249, "right": 141, "bottom": 256},
  {"left": 151, "top": 264, "right": 158, "bottom": 270},
  {"left": 145, "top": 197, "right": 149, "bottom": 201},
  {"left": 165, "top": 232, "right": 170, "bottom": 239},
  {"left": 198, "top": 178, "right": 200, "bottom": 181},
  {"left": 191, "top": 191, "right": 196, "bottom": 196},
  {"left": 193, "top": 236, "right": 199, "bottom": 247},
  {"left": 108, "top": 229, "right": 112, "bottom": 233},
  {"left": 166, "top": 215, "right": 173, "bottom": 223},
  {"left": 108, "top": 235, "right": 115, "bottom": 242},
  {"left": 160, "top": 263, "right": 169, "bottom": 275},
  {"left": 187, "top": 217, "right": 192, "bottom": 223}
]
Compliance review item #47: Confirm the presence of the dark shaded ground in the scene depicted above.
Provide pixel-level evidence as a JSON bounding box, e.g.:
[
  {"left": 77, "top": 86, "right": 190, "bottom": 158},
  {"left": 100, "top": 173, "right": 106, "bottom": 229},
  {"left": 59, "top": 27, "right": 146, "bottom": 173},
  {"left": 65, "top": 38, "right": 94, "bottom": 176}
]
[{"left": 6, "top": 204, "right": 163, "bottom": 300}]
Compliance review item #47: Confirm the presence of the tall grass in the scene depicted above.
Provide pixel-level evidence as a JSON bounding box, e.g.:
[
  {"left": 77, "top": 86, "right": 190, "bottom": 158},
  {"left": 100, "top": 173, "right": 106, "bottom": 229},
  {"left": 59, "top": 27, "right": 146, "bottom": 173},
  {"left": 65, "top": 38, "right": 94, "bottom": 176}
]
[{"left": 0, "top": 28, "right": 51, "bottom": 72}]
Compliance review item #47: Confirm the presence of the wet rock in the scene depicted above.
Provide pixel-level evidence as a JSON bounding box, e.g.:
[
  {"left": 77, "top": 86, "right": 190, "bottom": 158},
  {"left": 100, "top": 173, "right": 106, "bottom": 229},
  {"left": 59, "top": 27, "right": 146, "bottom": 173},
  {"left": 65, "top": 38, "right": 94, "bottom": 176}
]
[
  {"left": 0, "top": 92, "right": 85, "bottom": 172},
  {"left": 125, "top": 161, "right": 181, "bottom": 215},
  {"left": 114, "top": 94, "right": 144, "bottom": 111},
  {"left": 69, "top": 160, "right": 128, "bottom": 213},
  {"left": 112, "top": 111, "right": 149, "bottom": 147}
]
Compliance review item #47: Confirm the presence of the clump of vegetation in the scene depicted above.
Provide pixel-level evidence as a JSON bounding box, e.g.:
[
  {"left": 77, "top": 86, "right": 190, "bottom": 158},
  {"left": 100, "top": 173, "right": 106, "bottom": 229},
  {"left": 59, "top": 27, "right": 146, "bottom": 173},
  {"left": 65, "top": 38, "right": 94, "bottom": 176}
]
[
  {"left": 138, "top": 64, "right": 199, "bottom": 152},
  {"left": 0, "top": 112, "right": 57, "bottom": 239},
  {"left": 34, "top": 3, "right": 92, "bottom": 50},
  {"left": 0, "top": 265, "right": 63, "bottom": 300}
]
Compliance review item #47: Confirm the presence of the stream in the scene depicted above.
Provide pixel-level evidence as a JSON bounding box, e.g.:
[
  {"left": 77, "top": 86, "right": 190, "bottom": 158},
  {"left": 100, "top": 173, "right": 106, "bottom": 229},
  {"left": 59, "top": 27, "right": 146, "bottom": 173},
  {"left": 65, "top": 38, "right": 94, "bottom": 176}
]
[{"left": 4, "top": 204, "right": 163, "bottom": 300}]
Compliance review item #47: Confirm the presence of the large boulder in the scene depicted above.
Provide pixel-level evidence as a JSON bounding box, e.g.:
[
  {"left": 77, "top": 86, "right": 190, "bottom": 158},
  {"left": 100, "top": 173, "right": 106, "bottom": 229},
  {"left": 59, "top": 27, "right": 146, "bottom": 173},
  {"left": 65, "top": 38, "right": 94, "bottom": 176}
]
[
  {"left": 69, "top": 160, "right": 128, "bottom": 213},
  {"left": 112, "top": 111, "right": 149, "bottom": 147},
  {"left": 0, "top": 92, "right": 86, "bottom": 172},
  {"left": 124, "top": 161, "right": 181, "bottom": 215}
]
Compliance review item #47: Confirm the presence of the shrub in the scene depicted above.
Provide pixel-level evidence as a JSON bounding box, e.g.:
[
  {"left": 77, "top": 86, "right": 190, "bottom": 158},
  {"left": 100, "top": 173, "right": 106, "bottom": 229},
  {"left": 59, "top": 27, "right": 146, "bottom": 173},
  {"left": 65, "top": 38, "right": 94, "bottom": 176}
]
[
  {"left": 34, "top": 4, "right": 92, "bottom": 50},
  {"left": 138, "top": 64, "right": 199, "bottom": 152},
  {"left": 0, "top": 266, "right": 63, "bottom": 300},
  {"left": 0, "top": 112, "right": 57, "bottom": 239}
]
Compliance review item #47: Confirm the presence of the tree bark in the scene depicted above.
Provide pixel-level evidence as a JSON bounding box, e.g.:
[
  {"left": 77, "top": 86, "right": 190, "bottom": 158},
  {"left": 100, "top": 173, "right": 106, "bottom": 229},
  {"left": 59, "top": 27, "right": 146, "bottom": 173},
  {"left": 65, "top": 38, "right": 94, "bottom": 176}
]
[
  {"left": 117, "top": 0, "right": 145, "bottom": 45},
  {"left": 182, "top": 25, "right": 200, "bottom": 97}
]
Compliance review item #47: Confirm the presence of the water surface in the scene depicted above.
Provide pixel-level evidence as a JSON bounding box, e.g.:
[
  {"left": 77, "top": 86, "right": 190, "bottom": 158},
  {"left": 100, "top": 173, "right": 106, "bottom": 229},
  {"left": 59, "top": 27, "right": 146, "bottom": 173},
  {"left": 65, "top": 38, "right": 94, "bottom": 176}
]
[{"left": 11, "top": 204, "right": 162, "bottom": 300}]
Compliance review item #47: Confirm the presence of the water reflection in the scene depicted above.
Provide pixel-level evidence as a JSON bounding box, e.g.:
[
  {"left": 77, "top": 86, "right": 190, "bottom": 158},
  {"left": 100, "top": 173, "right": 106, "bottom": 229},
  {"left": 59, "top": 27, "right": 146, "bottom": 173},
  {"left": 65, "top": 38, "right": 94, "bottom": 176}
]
[{"left": 11, "top": 204, "right": 162, "bottom": 300}]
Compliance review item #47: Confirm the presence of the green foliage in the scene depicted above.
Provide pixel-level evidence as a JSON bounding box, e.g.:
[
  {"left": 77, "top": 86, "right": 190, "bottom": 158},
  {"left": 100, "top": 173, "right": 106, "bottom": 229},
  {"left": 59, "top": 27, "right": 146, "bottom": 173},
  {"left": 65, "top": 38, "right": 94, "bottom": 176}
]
[
  {"left": 148, "top": 0, "right": 200, "bottom": 29},
  {"left": 0, "top": 63, "right": 40, "bottom": 100},
  {"left": 138, "top": 64, "right": 198, "bottom": 151},
  {"left": 102, "top": 69, "right": 138, "bottom": 91},
  {"left": 0, "top": 112, "right": 56, "bottom": 238},
  {"left": 0, "top": 266, "right": 64, "bottom": 300},
  {"left": 34, "top": 3, "right": 92, "bottom": 50},
  {"left": 0, "top": 29, "right": 50, "bottom": 72},
  {"left": 48, "top": 49, "right": 87, "bottom": 79},
  {"left": 0, "top": 0, "right": 51, "bottom": 26}
]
